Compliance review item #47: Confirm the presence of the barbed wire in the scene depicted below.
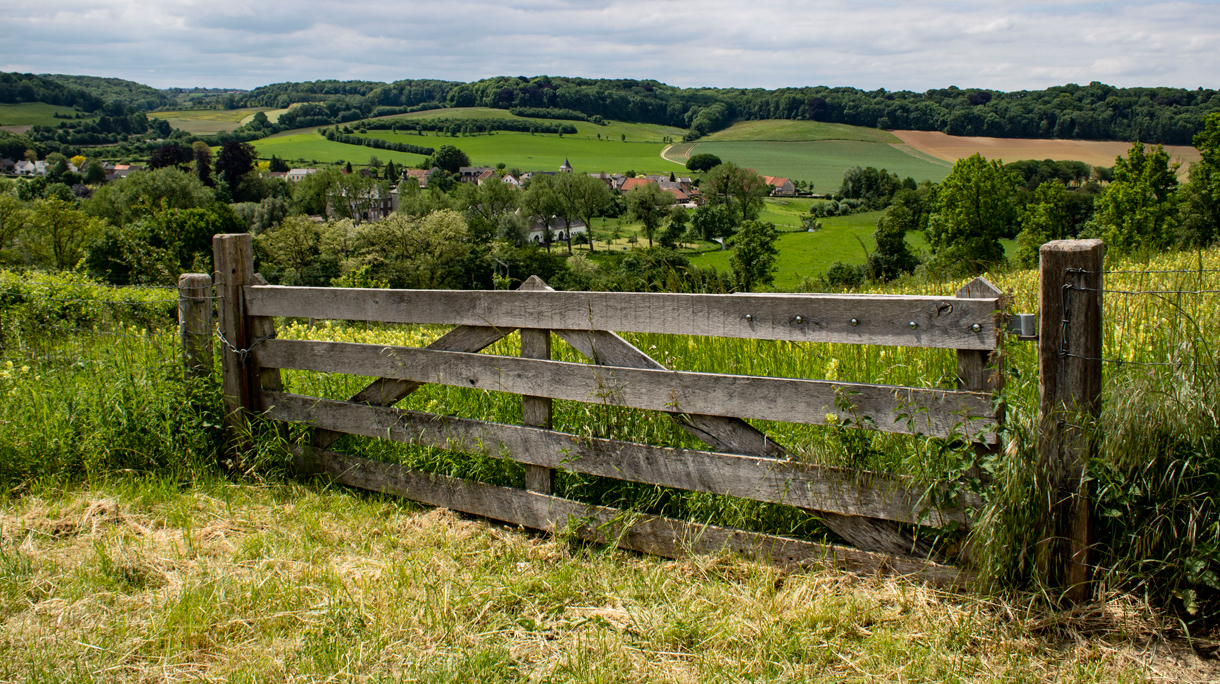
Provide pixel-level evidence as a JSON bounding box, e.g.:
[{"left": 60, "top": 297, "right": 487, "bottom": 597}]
[
  {"left": 1061, "top": 352, "right": 1220, "bottom": 370},
  {"left": 1067, "top": 268, "right": 1220, "bottom": 275},
  {"left": 1066, "top": 285, "right": 1220, "bottom": 296}
]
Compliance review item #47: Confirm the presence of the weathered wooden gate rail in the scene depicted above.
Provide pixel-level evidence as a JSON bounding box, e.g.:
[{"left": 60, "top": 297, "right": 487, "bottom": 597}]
[{"left": 189, "top": 234, "right": 1103, "bottom": 597}]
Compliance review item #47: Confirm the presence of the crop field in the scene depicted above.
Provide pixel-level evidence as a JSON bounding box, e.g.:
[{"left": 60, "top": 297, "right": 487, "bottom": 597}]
[
  {"left": 679, "top": 140, "right": 952, "bottom": 192},
  {"left": 249, "top": 133, "right": 431, "bottom": 166},
  {"left": 150, "top": 107, "right": 275, "bottom": 134},
  {"left": 374, "top": 107, "right": 687, "bottom": 143},
  {"left": 0, "top": 102, "right": 87, "bottom": 129},
  {"left": 702, "top": 119, "right": 899, "bottom": 144},
  {"left": 891, "top": 130, "right": 1202, "bottom": 173}
]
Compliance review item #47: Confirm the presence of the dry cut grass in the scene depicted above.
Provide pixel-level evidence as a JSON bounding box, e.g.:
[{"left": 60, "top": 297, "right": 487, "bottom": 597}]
[{"left": 0, "top": 479, "right": 1214, "bottom": 683}]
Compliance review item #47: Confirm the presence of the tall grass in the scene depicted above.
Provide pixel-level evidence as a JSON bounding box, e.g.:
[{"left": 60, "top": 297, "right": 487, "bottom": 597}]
[
  {"left": 0, "top": 271, "right": 223, "bottom": 488},
  {"left": 3, "top": 249, "right": 1220, "bottom": 626}
]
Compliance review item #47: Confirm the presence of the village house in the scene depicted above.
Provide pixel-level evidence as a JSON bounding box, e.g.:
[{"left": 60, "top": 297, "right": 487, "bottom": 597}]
[
  {"left": 326, "top": 186, "right": 398, "bottom": 223},
  {"left": 762, "top": 176, "right": 795, "bottom": 196},
  {"left": 399, "top": 168, "right": 432, "bottom": 189},
  {"left": 459, "top": 166, "right": 493, "bottom": 183},
  {"left": 0, "top": 158, "right": 15, "bottom": 175},
  {"left": 285, "top": 168, "right": 318, "bottom": 183},
  {"left": 475, "top": 168, "right": 497, "bottom": 185},
  {"left": 528, "top": 216, "right": 587, "bottom": 245},
  {"left": 15, "top": 160, "right": 46, "bottom": 177},
  {"left": 501, "top": 174, "right": 521, "bottom": 187}
]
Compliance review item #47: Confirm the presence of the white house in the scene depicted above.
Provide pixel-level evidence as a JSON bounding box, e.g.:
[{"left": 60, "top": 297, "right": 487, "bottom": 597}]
[
  {"left": 528, "top": 216, "right": 587, "bottom": 245},
  {"left": 286, "top": 168, "right": 318, "bottom": 183}
]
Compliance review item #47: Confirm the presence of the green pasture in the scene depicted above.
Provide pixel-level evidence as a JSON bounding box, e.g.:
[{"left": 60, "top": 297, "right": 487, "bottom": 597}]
[
  {"left": 0, "top": 102, "right": 88, "bottom": 127},
  {"left": 249, "top": 133, "right": 429, "bottom": 166},
  {"left": 685, "top": 140, "right": 953, "bottom": 193},
  {"left": 703, "top": 119, "right": 899, "bottom": 144},
  {"left": 687, "top": 211, "right": 891, "bottom": 287},
  {"left": 348, "top": 129, "right": 678, "bottom": 174}
]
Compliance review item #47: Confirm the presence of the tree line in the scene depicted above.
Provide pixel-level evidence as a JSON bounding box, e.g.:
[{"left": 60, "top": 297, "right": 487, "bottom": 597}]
[{"left": 235, "top": 75, "right": 1219, "bottom": 145}]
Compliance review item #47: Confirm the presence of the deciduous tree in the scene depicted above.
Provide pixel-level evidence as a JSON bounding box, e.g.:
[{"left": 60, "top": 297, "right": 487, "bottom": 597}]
[
  {"left": 625, "top": 182, "right": 671, "bottom": 248},
  {"left": 729, "top": 220, "right": 779, "bottom": 292},
  {"left": 1094, "top": 142, "right": 1179, "bottom": 255},
  {"left": 926, "top": 153, "right": 1018, "bottom": 275}
]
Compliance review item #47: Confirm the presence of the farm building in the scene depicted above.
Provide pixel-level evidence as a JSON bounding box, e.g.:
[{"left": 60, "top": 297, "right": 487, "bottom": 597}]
[
  {"left": 528, "top": 216, "right": 587, "bottom": 245},
  {"left": 286, "top": 168, "right": 318, "bottom": 183},
  {"left": 762, "top": 176, "right": 795, "bottom": 196}
]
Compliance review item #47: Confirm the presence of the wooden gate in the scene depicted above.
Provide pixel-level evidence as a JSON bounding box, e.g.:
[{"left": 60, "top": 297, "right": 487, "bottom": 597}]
[{"left": 199, "top": 234, "right": 1014, "bottom": 587}]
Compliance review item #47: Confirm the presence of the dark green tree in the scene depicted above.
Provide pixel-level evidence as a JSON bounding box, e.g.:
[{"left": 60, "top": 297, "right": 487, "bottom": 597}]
[
  {"left": 729, "top": 220, "right": 779, "bottom": 292},
  {"left": 685, "top": 153, "right": 722, "bottom": 172},
  {"left": 268, "top": 154, "right": 290, "bottom": 173},
  {"left": 1015, "top": 180, "right": 1074, "bottom": 267},
  {"left": 867, "top": 204, "right": 919, "bottom": 281},
  {"left": 926, "top": 153, "right": 1018, "bottom": 275},
  {"left": 215, "top": 140, "right": 256, "bottom": 189},
  {"left": 1179, "top": 113, "right": 1220, "bottom": 248},
  {"left": 432, "top": 144, "right": 471, "bottom": 174},
  {"left": 191, "top": 141, "right": 213, "bottom": 187},
  {"left": 703, "top": 162, "right": 768, "bottom": 224},
  {"left": 1094, "top": 142, "right": 1179, "bottom": 255},
  {"left": 625, "top": 182, "right": 671, "bottom": 248}
]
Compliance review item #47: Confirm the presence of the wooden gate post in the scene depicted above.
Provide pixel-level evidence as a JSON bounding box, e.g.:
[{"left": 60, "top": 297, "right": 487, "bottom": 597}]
[
  {"left": 1038, "top": 239, "right": 1104, "bottom": 603},
  {"left": 519, "top": 276, "right": 555, "bottom": 494},
  {"left": 214, "top": 234, "right": 255, "bottom": 455},
  {"left": 177, "top": 273, "right": 213, "bottom": 380}
]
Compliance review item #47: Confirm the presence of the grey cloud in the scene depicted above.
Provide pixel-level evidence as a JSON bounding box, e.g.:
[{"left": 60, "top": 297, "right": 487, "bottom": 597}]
[{"left": 1, "top": 0, "right": 1217, "bottom": 91}]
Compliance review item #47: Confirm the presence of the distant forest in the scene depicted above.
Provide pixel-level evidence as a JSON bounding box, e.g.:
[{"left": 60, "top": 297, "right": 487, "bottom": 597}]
[
  {"left": 247, "top": 76, "right": 1219, "bottom": 145},
  {"left": 3, "top": 71, "right": 1219, "bottom": 145}
]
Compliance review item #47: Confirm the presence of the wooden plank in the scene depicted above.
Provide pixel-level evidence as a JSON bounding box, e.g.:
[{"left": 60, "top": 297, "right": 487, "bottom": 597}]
[
  {"left": 213, "top": 234, "right": 254, "bottom": 456},
  {"left": 1038, "top": 239, "right": 1103, "bottom": 603},
  {"left": 556, "top": 327, "right": 945, "bottom": 557},
  {"left": 518, "top": 276, "right": 555, "bottom": 494},
  {"left": 250, "top": 273, "right": 284, "bottom": 413},
  {"left": 293, "top": 446, "right": 973, "bottom": 588},
  {"left": 177, "top": 273, "right": 213, "bottom": 380},
  {"left": 263, "top": 391, "right": 977, "bottom": 527},
  {"left": 313, "top": 324, "right": 514, "bottom": 450},
  {"left": 556, "top": 328, "right": 787, "bottom": 458},
  {"left": 254, "top": 339, "right": 997, "bottom": 439},
  {"left": 245, "top": 286, "right": 1000, "bottom": 350}
]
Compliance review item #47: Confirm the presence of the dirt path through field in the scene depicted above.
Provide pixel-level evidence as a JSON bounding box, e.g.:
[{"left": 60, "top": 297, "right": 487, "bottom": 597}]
[
  {"left": 891, "top": 130, "right": 1200, "bottom": 176},
  {"left": 661, "top": 143, "right": 693, "bottom": 165}
]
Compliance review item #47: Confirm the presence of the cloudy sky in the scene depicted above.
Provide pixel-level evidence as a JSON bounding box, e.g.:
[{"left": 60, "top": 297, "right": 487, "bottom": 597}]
[{"left": 3, "top": 0, "right": 1218, "bottom": 92}]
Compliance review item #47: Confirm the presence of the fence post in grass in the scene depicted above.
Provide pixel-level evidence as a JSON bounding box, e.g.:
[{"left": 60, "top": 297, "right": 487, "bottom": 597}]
[
  {"left": 519, "top": 275, "right": 555, "bottom": 494},
  {"left": 178, "top": 273, "right": 213, "bottom": 380},
  {"left": 214, "top": 233, "right": 255, "bottom": 458},
  {"left": 1038, "top": 239, "right": 1104, "bottom": 603}
]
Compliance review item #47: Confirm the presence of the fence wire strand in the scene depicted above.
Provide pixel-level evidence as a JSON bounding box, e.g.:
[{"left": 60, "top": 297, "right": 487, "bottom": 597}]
[{"left": 1060, "top": 266, "right": 1220, "bottom": 373}]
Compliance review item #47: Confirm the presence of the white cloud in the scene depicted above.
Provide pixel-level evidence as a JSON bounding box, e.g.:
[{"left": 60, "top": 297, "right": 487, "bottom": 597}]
[{"left": 0, "top": 0, "right": 1217, "bottom": 91}]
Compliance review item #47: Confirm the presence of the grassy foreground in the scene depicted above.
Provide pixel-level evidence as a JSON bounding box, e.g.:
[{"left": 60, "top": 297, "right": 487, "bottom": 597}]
[
  {"left": 0, "top": 479, "right": 1205, "bottom": 683},
  {"left": 3, "top": 249, "right": 1220, "bottom": 679}
]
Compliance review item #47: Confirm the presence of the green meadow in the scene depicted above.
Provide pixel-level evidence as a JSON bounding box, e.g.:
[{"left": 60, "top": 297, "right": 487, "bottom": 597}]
[
  {"left": 0, "top": 102, "right": 87, "bottom": 128},
  {"left": 686, "top": 211, "right": 898, "bottom": 287},
  {"left": 250, "top": 133, "right": 434, "bottom": 166},
  {"left": 250, "top": 109, "right": 954, "bottom": 184},
  {"left": 682, "top": 140, "right": 953, "bottom": 192}
]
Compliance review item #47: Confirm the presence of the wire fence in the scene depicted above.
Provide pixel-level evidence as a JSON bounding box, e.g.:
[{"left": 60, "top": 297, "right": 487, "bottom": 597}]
[{"left": 1061, "top": 265, "right": 1220, "bottom": 372}]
